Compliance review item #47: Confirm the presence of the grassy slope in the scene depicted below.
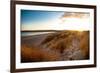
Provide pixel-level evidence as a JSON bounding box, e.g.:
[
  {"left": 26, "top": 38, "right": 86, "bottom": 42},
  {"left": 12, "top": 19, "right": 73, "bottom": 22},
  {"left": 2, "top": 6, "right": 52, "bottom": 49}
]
[{"left": 21, "top": 31, "right": 89, "bottom": 62}]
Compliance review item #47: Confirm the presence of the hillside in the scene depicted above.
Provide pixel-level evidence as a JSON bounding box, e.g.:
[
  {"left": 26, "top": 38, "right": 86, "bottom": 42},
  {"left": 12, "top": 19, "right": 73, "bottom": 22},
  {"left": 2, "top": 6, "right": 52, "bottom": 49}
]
[{"left": 21, "top": 30, "right": 89, "bottom": 62}]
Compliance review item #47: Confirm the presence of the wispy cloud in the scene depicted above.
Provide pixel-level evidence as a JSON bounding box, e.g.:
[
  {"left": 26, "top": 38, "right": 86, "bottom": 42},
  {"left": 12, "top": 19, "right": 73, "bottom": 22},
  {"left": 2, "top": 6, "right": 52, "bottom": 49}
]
[
  {"left": 60, "top": 12, "right": 90, "bottom": 19},
  {"left": 21, "top": 11, "right": 90, "bottom": 31}
]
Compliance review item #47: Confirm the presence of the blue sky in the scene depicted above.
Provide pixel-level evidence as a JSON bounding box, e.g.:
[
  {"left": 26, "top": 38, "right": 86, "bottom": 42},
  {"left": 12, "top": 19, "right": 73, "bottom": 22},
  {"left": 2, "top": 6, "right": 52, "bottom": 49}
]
[
  {"left": 21, "top": 10, "right": 89, "bottom": 31},
  {"left": 21, "top": 10, "right": 64, "bottom": 27}
]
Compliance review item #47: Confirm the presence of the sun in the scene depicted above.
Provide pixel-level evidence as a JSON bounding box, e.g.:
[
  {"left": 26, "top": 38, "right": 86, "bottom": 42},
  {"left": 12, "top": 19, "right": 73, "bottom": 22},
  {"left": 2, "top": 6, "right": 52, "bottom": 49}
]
[{"left": 60, "top": 17, "right": 90, "bottom": 30}]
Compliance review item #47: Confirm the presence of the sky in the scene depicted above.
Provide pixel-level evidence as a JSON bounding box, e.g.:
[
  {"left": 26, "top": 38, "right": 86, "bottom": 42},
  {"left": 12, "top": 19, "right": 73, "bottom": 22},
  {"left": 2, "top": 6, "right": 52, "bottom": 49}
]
[{"left": 21, "top": 10, "right": 90, "bottom": 31}]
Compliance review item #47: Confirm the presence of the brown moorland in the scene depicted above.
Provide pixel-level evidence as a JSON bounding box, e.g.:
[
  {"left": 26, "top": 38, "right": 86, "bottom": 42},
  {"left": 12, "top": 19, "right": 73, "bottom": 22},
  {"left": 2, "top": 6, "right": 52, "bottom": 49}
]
[{"left": 21, "top": 30, "right": 89, "bottom": 62}]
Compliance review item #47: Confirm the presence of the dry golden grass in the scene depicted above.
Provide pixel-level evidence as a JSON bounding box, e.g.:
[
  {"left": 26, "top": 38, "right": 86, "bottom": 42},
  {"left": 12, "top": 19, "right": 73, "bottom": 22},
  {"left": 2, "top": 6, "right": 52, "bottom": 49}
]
[
  {"left": 21, "top": 44, "right": 61, "bottom": 62},
  {"left": 79, "top": 31, "right": 89, "bottom": 58},
  {"left": 21, "top": 31, "right": 89, "bottom": 62},
  {"left": 41, "top": 31, "right": 89, "bottom": 60}
]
